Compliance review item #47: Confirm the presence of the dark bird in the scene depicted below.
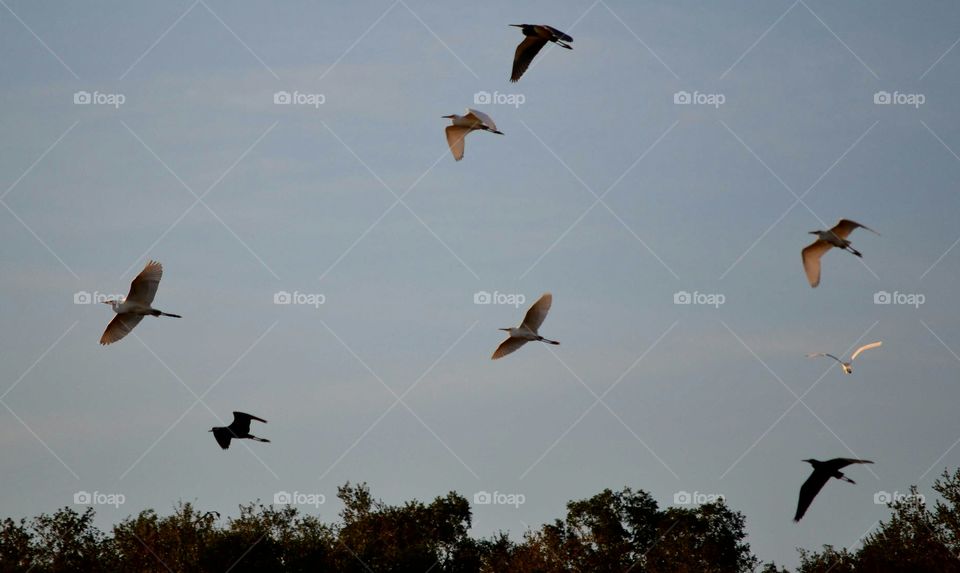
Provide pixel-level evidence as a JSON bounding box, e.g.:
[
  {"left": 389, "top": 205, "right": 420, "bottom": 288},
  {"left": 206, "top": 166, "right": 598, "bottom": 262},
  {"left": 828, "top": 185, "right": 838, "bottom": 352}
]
[
  {"left": 210, "top": 412, "right": 270, "bottom": 450},
  {"left": 509, "top": 24, "right": 573, "bottom": 82},
  {"left": 802, "top": 219, "right": 878, "bottom": 287},
  {"left": 794, "top": 458, "right": 873, "bottom": 521}
]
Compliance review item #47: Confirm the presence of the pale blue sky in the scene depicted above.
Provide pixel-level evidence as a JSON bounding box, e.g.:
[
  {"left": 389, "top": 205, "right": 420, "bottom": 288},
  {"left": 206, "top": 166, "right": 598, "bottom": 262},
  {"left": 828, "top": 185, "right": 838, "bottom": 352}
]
[{"left": 3, "top": 1, "right": 960, "bottom": 568}]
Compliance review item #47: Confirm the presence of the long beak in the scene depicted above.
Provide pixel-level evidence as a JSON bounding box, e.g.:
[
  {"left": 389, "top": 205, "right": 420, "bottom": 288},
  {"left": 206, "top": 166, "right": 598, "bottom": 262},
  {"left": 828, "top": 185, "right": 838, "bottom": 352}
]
[
  {"left": 442, "top": 115, "right": 455, "bottom": 118},
  {"left": 499, "top": 328, "right": 510, "bottom": 331},
  {"left": 509, "top": 24, "right": 523, "bottom": 27}
]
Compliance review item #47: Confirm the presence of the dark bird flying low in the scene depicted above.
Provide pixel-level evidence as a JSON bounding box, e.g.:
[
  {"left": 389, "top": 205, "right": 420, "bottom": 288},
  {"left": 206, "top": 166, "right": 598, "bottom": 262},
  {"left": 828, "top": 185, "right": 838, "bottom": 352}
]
[
  {"left": 509, "top": 24, "right": 573, "bottom": 82},
  {"left": 794, "top": 458, "right": 873, "bottom": 521},
  {"left": 210, "top": 412, "right": 270, "bottom": 450}
]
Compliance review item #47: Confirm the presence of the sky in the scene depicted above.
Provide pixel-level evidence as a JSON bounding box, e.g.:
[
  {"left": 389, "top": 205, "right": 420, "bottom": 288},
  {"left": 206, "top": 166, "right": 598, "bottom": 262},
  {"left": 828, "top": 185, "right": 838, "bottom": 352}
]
[{"left": 2, "top": 0, "right": 960, "bottom": 568}]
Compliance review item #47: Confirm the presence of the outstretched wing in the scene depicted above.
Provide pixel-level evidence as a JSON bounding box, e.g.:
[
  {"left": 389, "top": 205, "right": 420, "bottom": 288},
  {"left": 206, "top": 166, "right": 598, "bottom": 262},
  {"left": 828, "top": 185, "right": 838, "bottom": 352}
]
[
  {"left": 464, "top": 108, "right": 498, "bottom": 132},
  {"left": 231, "top": 411, "right": 266, "bottom": 434},
  {"left": 543, "top": 25, "right": 573, "bottom": 43},
  {"left": 213, "top": 428, "right": 232, "bottom": 450},
  {"left": 511, "top": 37, "right": 547, "bottom": 82},
  {"left": 831, "top": 219, "right": 877, "bottom": 239},
  {"left": 802, "top": 240, "right": 832, "bottom": 287},
  {"left": 492, "top": 337, "right": 528, "bottom": 360},
  {"left": 827, "top": 458, "right": 874, "bottom": 471},
  {"left": 794, "top": 470, "right": 831, "bottom": 522},
  {"left": 521, "top": 293, "right": 552, "bottom": 332},
  {"left": 445, "top": 126, "right": 469, "bottom": 161},
  {"left": 100, "top": 314, "right": 144, "bottom": 345},
  {"left": 807, "top": 352, "right": 844, "bottom": 364},
  {"left": 850, "top": 341, "right": 882, "bottom": 362},
  {"left": 128, "top": 260, "right": 163, "bottom": 305}
]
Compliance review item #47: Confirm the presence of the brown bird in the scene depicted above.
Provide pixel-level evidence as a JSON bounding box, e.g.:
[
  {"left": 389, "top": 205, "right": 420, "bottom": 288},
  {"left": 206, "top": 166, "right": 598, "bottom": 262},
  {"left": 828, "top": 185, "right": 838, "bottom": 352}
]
[
  {"left": 794, "top": 458, "right": 874, "bottom": 521},
  {"left": 802, "top": 219, "right": 878, "bottom": 287},
  {"left": 509, "top": 24, "right": 573, "bottom": 82},
  {"left": 492, "top": 293, "right": 559, "bottom": 359},
  {"left": 210, "top": 412, "right": 270, "bottom": 450},
  {"left": 100, "top": 260, "right": 181, "bottom": 345}
]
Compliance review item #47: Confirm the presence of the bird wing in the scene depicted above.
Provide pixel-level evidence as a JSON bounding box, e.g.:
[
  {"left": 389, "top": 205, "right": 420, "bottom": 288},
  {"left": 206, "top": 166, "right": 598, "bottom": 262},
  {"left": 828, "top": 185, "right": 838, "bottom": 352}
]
[
  {"left": 492, "top": 337, "right": 529, "bottom": 360},
  {"left": 850, "top": 341, "right": 882, "bottom": 361},
  {"left": 127, "top": 260, "right": 163, "bottom": 305},
  {"left": 511, "top": 37, "right": 547, "bottom": 82},
  {"left": 831, "top": 219, "right": 877, "bottom": 239},
  {"left": 521, "top": 293, "right": 553, "bottom": 332},
  {"left": 465, "top": 108, "right": 498, "bottom": 132},
  {"left": 99, "top": 314, "right": 144, "bottom": 345},
  {"left": 807, "top": 352, "right": 844, "bottom": 364},
  {"left": 794, "top": 470, "right": 831, "bottom": 522},
  {"left": 543, "top": 25, "right": 573, "bottom": 43},
  {"left": 445, "top": 125, "right": 470, "bottom": 161},
  {"left": 213, "top": 428, "right": 232, "bottom": 450},
  {"left": 231, "top": 411, "right": 266, "bottom": 434},
  {"left": 828, "top": 458, "right": 874, "bottom": 470},
  {"left": 801, "top": 240, "right": 833, "bottom": 287}
]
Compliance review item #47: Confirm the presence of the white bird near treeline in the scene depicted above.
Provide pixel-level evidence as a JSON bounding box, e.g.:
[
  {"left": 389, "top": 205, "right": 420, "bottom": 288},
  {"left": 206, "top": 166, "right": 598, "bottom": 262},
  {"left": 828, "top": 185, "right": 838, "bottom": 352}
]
[
  {"left": 807, "top": 341, "right": 882, "bottom": 374},
  {"left": 492, "top": 293, "right": 558, "bottom": 360},
  {"left": 443, "top": 108, "right": 503, "bottom": 161},
  {"left": 802, "top": 219, "right": 879, "bottom": 287},
  {"left": 100, "top": 260, "right": 181, "bottom": 345}
]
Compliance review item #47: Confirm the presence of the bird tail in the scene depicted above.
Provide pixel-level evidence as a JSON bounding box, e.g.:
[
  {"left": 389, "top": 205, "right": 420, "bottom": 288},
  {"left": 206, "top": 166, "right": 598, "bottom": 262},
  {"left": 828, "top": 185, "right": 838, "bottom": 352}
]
[{"left": 160, "top": 312, "right": 182, "bottom": 318}]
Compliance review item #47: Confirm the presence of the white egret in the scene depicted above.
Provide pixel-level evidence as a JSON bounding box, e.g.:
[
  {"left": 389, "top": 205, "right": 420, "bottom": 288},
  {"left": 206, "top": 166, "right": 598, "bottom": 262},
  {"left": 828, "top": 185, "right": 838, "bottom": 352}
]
[
  {"left": 802, "top": 219, "right": 879, "bottom": 287},
  {"left": 210, "top": 412, "right": 270, "bottom": 450},
  {"left": 443, "top": 108, "right": 503, "bottom": 161},
  {"left": 509, "top": 24, "right": 573, "bottom": 82},
  {"left": 807, "top": 341, "right": 882, "bottom": 374},
  {"left": 99, "top": 260, "right": 181, "bottom": 345},
  {"left": 492, "top": 293, "right": 558, "bottom": 360},
  {"left": 794, "top": 458, "right": 874, "bottom": 522}
]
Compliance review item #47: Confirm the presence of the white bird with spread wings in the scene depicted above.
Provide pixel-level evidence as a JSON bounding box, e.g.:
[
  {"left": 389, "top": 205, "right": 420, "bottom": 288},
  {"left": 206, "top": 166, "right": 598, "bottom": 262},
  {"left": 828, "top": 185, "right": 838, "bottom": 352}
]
[
  {"left": 442, "top": 108, "right": 503, "bottom": 161},
  {"left": 492, "top": 293, "right": 559, "bottom": 360},
  {"left": 807, "top": 341, "right": 882, "bottom": 374},
  {"left": 100, "top": 260, "right": 181, "bottom": 345}
]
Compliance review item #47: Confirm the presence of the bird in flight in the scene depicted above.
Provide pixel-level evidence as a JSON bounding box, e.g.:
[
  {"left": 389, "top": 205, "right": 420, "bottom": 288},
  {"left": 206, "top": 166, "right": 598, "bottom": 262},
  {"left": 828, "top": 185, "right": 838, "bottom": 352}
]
[
  {"left": 443, "top": 108, "right": 503, "bottom": 161},
  {"left": 802, "top": 219, "right": 878, "bottom": 287},
  {"left": 210, "top": 412, "right": 270, "bottom": 450},
  {"left": 509, "top": 24, "right": 573, "bottom": 82},
  {"left": 807, "top": 341, "right": 883, "bottom": 374},
  {"left": 794, "top": 458, "right": 873, "bottom": 522},
  {"left": 492, "top": 293, "right": 559, "bottom": 359},
  {"left": 100, "top": 260, "right": 181, "bottom": 345}
]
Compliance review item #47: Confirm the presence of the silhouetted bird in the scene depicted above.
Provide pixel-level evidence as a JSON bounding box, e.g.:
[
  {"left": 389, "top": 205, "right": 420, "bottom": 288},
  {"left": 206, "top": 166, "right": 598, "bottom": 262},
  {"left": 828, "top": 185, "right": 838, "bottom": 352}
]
[
  {"left": 210, "top": 412, "right": 270, "bottom": 450},
  {"left": 492, "top": 293, "right": 559, "bottom": 359},
  {"left": 802, "top": 219, "right": 878, "bottom": 287},
  {"left": 509, "top": 24, "right": 573, "bottom": 82},
  {"left": 794, "top": 458, "right": 873, "bottom": 521}
]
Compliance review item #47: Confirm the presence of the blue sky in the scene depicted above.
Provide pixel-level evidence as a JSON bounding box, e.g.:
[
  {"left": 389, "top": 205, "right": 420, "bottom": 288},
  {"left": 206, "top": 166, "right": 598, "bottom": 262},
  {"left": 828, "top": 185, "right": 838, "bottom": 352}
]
[{"left": 2, "top": 1, "right": 960, "bottom": 568}]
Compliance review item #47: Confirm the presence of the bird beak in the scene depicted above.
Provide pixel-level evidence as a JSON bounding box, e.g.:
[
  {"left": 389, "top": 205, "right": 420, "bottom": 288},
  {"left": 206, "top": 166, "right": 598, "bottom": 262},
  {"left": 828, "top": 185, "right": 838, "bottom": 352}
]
[
  {"left": 509, "top": 24, "right": 522, "bottom": 27},
  {"left": 498, "top": 328, "right": 510, "bottom": 331},
  {"left": 442, "top": 115, "right": 455, "bottom": 118},
  {"left": 808, "top": 231, "right": 818, "bottom": 235}
]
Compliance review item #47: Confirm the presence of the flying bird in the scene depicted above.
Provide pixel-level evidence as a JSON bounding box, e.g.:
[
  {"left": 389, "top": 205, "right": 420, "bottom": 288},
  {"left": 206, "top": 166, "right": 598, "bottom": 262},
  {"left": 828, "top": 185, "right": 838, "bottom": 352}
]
[
  {"left": 794, "top": 458, "right": 874, "bottom": 521},
  {"left": 492, "top": 293, "right": 559, "bottom": 359},
  {"left": 807, "top": 341, "right": 883, "bottom": 374},
  {"left": 100, "top": 260, "right": 181, "bottom": 345},
  {"left": 443, "top": 108, "right": 503, "bottom": 161},
  {"left": 509, "top": 24, "right": 573, "bottom": 82},
  {"left": 210, "top": 412, "right": 270, "bottom": 450},
  {"left": 802, "top": 219, "right": 878, "bottom": 287}
]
